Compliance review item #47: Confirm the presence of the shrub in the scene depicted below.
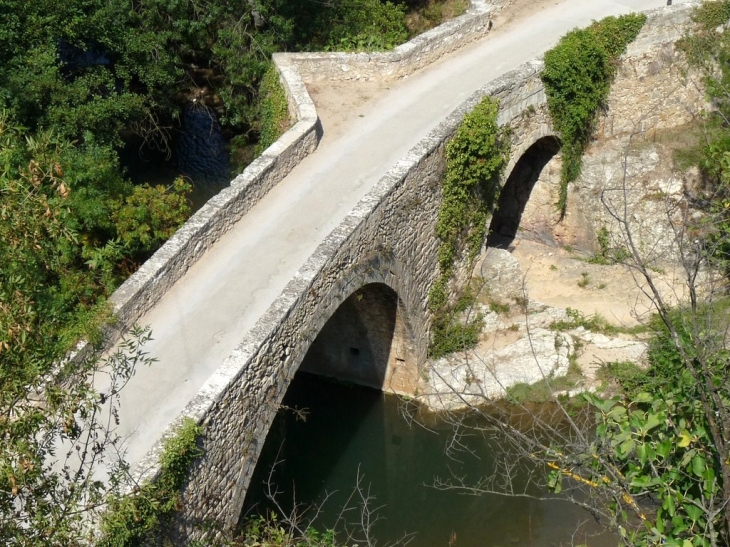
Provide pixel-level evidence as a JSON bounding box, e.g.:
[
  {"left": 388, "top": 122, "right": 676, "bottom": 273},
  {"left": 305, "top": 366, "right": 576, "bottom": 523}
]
[
  {"left": 98, "top": 418, "right": 203, "bottom": 547},
  {"left": 428, "top": 97, "right": 510, "bottom": 357}
]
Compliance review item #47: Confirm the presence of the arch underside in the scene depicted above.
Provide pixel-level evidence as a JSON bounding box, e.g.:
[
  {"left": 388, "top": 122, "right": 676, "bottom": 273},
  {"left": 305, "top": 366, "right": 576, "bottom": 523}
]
[{"left": 299, "top": 282, "right": 418, "bottom": 394}]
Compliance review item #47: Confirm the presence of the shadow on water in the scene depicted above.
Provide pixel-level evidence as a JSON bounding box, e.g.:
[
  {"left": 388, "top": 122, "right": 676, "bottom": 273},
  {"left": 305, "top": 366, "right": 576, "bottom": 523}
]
[
  {"left": 119, "top": 104, "right": 233, "bottom": 212},
  {"left": 241, "top": 372, "right": 616, "bottom": 547}
]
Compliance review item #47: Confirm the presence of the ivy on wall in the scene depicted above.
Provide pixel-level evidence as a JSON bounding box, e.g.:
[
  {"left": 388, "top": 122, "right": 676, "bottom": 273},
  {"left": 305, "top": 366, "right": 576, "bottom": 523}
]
[
  {"left": 98, "top": 418, "right": 203, "bottom": 546},
  {"left": 541, "top": 13, "right": 647, "bottom": 216},
  {"left": 428, "top": 97, "right": 511, "bottom": 358}
]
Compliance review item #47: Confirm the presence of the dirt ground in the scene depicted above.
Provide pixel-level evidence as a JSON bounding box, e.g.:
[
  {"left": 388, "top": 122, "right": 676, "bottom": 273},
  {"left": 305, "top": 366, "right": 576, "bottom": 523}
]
[{"left": 509, "top": 237, "right": 686, "bottom": 327}]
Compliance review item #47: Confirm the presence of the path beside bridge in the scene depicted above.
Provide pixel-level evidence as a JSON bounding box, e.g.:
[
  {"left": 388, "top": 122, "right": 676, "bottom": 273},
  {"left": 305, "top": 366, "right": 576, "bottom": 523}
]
[{"left": 117, "top": 0, "right": 692, "bottom": 473}]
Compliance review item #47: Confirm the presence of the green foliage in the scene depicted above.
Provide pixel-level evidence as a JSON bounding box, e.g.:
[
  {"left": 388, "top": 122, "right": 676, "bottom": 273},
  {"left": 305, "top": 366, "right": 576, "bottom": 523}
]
[
  {"left": 548, "top": 307, "right": 645, "bottom": 337},
  {"left": 588, "top": 226, "right": 631, "bottom": 264},
  {"left": 541, "top": 14, "right": 646, "bottom": 216},
  {"left": 0, "top": 115, "right": 190, "bottom": 374},
  {"left": 327, "top": 0, "right": 408, "bottom": 51},
  {"left": 596, "top": 360, "right": 647, "bottom": 395},
  {"left": 690, "top": 0, "right": 730, "bottom": 31},
  {"left": 547, "top": 303, "right": 730, "bottom": 546},
  {"left": 488, "top": 300, "right": 510, "bottom": 315},
  {"left": 436, "top": 97, "right": 510, "bottom": 271},
  {"left": 0, "top": 326, "right": 156, "bottom": 546},
  {"left": 235, "top": 514, "right": 341, "bottom": 547},
  {"left": 256, "top": 66, "right": 292, "bottom": 156},
  {"left": 404, "top": 0, "right": 468, "bottom": 37},
  {"left": 429, "top": 306, "right": 484, "bottom": 359},
  {"left": 112, "top": 177, "right": 192, "bottom": 259},
  {"left": 428, "top": 97, "right": 509, "bottom": 357},
  {"left": 676, "top": 3, "right": 730, "bottom": 272},
  {"left": 98, "top": 418, "right": 203, "bottom": 547}
]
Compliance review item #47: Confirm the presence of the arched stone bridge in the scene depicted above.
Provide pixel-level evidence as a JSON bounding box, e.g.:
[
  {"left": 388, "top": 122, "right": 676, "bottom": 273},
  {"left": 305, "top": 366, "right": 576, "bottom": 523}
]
[
  {"left": 178, "top": 61, "right": 555, "bottom": 535},
  {"left": 99, "top": 2, "right": 697, "bottom": 540}
]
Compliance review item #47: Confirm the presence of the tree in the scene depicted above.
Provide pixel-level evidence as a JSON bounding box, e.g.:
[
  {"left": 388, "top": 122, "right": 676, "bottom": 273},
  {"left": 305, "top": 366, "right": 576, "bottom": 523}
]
[{"left": 0, "top": 113, "right": 160, "bottom": 545}]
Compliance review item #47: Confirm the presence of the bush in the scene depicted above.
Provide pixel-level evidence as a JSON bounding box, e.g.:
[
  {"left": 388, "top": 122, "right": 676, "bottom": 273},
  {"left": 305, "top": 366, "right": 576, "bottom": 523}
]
[
  {"left": 98, "top": 418, "right": 203, "bottom": 547},
  {"left": 255, "top": 66, "right": 291, "bottom": 156},
  {"left": 541, "top": 14, "right": 646, "bottom": 215}
]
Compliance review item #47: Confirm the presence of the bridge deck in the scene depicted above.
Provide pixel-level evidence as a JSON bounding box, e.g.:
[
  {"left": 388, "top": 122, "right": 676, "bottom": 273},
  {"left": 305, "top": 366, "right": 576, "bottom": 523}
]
[{"left": 115, "top": 0, "right": 687, "bottom": 471}]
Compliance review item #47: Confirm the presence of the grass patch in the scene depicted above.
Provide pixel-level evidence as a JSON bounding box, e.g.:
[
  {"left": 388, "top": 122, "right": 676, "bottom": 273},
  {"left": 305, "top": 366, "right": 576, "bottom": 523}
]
[
  {"left": 488, "top": 300, "right": 510, "bottom": 314},
  {"left": 549, "top": 308, "right": 647, "bottom": 336},
  {"left": 587, "top": 227, "right": 631, "bottom": 265},
  {"left": 506, "top": 351, "right": 585, "bottom": 404},
  {"left": 596, "top": 360, "right": 646, "bottom": 395}
]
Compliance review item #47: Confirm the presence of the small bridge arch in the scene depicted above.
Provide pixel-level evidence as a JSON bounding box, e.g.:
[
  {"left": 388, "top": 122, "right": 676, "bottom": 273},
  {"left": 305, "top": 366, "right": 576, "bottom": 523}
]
[{"left": 489, "top": 134, "right": 561, "bottom": 248}]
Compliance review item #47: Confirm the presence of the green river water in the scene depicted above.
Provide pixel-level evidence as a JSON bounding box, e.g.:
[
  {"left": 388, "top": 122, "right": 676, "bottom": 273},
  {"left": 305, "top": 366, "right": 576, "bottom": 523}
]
[{"left": 242, "top": 372, "right": 617, "bottom": 547}]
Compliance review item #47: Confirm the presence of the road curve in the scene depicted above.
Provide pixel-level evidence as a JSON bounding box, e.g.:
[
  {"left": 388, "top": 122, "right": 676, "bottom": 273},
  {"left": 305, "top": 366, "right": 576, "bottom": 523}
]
[{"left": 116, "top": 0, "right": 693, "bottom": 471}]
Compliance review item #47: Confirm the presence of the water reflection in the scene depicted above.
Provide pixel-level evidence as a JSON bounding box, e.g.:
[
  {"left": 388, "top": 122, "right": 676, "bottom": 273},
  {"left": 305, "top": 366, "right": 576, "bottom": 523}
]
[{"left": 242, "top": 372, "right": 615, "bottom": 547}]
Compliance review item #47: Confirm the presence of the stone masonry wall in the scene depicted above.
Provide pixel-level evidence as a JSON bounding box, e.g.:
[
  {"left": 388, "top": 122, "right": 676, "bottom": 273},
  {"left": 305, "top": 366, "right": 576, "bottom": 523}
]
[{"left": 599, "top": 3, "right": 704, "bottom": 139}]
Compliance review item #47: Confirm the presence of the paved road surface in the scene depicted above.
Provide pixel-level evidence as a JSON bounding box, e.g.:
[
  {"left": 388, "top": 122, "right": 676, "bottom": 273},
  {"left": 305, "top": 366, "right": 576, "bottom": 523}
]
[{"left": 115, "top": 0, "right": 692, "bottom": 470}]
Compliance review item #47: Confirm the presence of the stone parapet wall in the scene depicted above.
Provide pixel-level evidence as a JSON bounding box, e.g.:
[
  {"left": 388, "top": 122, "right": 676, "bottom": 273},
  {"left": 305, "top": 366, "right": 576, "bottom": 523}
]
[{"left": 287, "top": 0, "right": 510, "bottom": 84}]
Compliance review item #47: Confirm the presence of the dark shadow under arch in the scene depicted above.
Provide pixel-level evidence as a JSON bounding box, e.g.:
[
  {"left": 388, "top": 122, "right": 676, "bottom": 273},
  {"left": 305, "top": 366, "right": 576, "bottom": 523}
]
[
  {"left": 487, "top": 136, "right": 561, "bottom": 249},
  {"left": 299, "top": 283, "right": 412, "bottom": 390}
]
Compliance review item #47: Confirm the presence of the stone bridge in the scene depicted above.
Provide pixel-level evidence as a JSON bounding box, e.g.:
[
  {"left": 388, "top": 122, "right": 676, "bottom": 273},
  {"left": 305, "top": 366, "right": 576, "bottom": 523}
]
[
  {"left": 178, "top": 60, "right": 554, "bottom": 538},
  {"left": 97, "top": 1, "right": 699, "bottom": 540}
]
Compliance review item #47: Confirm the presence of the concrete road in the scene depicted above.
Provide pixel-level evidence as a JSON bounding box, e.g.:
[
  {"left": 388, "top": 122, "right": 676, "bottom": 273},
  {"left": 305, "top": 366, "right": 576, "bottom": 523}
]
[{"left": 116, "top": 0, "right": 693, "bottom": 470}]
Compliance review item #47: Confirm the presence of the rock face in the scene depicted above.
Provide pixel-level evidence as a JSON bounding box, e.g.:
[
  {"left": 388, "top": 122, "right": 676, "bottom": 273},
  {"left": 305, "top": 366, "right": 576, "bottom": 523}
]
[{"left": 422, "top": 250, "right": 649, "bottom": 411}]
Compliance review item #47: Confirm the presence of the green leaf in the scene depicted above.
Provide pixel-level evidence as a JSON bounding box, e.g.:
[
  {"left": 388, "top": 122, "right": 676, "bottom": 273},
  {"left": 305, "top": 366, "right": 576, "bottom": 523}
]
[
  {"left": 656, "top": 439, "right": 672, "bottom": 459},
  {"left": 684, "top": 504, "right": 703, "bottom": 523},
  {"left": 691, "top": 454, "right": 706, "bottom": 477}
]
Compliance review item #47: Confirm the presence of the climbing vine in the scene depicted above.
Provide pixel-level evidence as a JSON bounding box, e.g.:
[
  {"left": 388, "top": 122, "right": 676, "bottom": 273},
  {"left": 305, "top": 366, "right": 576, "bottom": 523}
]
[
  {"left": 541, "top": 13, "right": 646, "bottom": 216},
  {"left": 428, "top": 97, "right": 510, "bottom": 358},
  {"left": 255, "top": 65, "right": 292, "bottom": 156}
]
